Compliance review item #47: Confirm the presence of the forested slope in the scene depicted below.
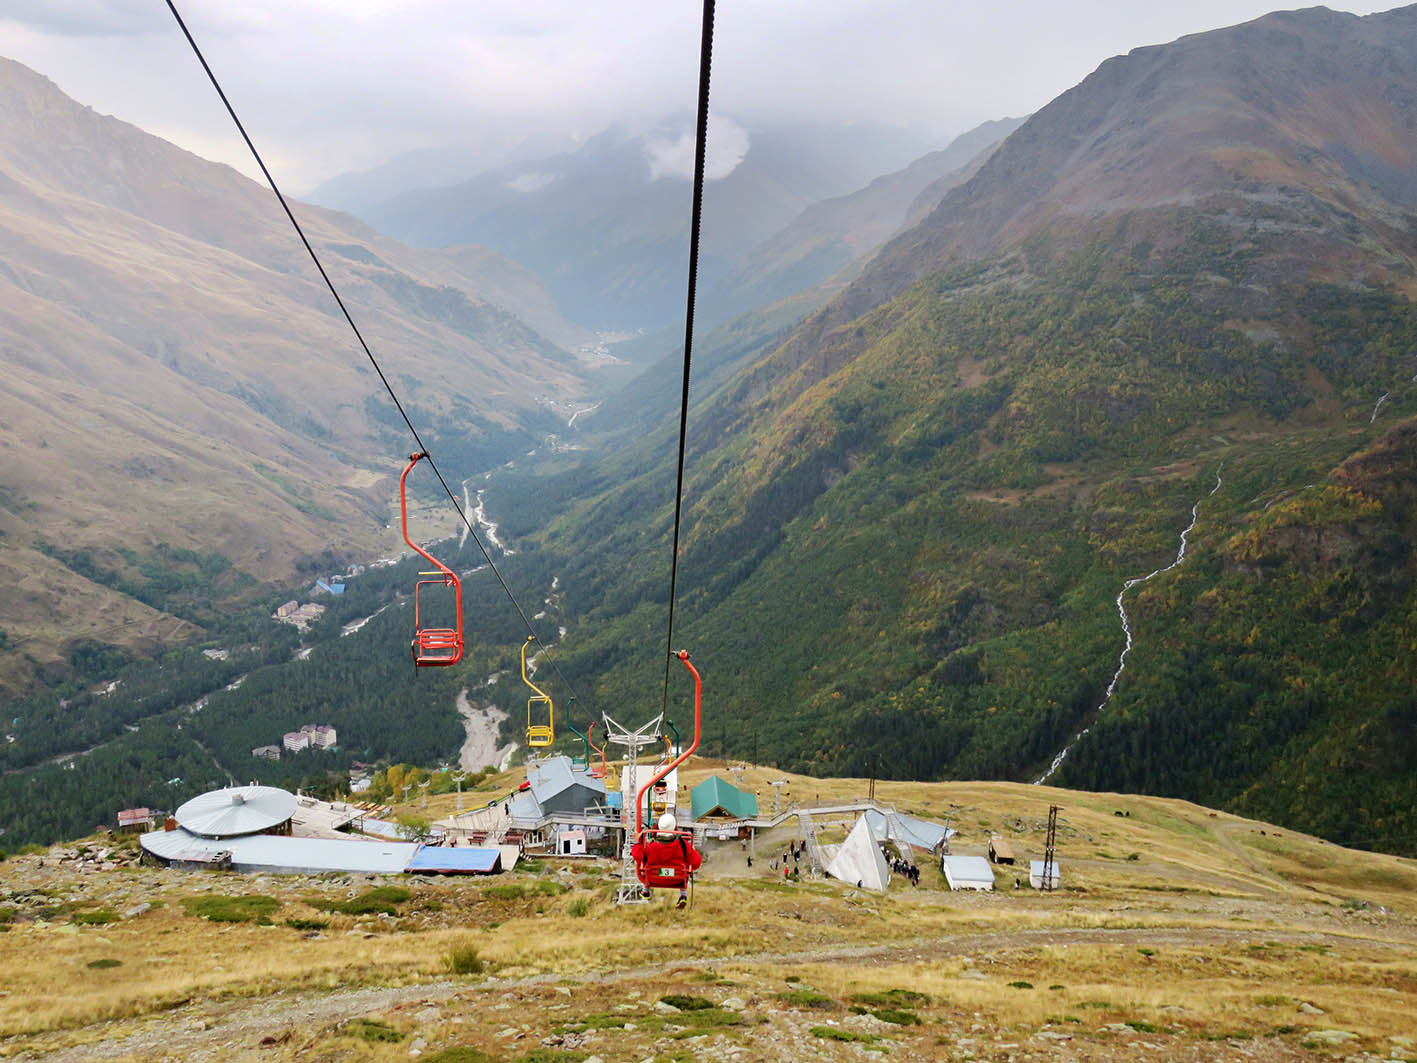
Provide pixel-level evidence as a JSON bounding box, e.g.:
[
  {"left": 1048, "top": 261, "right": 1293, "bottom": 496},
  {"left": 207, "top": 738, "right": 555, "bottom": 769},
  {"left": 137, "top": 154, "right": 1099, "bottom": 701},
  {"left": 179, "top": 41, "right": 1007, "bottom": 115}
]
[{"left": 478, "top": 6, "right": 1417, "bottom": 855}]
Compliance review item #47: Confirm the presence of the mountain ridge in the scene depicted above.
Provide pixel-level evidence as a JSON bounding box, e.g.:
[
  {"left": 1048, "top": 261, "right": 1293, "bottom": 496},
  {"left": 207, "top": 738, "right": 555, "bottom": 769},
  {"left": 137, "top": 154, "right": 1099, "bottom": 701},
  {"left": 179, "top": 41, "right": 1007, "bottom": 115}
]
[{"left": 485, "top": 3, "right": 1417, "bottom": 855}]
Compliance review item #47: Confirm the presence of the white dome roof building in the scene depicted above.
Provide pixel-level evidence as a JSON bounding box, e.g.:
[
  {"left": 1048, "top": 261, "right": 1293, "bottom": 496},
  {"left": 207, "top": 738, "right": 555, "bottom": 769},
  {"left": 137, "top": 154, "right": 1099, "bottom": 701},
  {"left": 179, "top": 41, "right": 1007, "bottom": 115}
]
[{"left": 174, "top": 785, "right": 297, "bottom": 839}]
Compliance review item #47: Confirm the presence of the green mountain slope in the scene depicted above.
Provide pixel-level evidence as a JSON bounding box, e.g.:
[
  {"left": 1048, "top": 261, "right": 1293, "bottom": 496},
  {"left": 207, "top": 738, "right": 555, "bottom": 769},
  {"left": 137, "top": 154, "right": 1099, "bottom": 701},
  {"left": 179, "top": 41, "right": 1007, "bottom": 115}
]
[{"left": 483, "top": 5, "right": 1417, "bottom": 855}]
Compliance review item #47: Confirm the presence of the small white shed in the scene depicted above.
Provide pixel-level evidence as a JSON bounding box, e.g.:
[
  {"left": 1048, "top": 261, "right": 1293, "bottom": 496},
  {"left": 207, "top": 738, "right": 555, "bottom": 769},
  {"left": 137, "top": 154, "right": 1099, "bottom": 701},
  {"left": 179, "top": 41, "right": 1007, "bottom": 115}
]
[
  {"left": 941, "top": 854, "right": 995, "bottom": 891},
  {"left": 553, "top": 828, "right": 587, "bottom": 856},
  {"left": 1029, "top": 859, "right": 1061, "bottom": 889}
]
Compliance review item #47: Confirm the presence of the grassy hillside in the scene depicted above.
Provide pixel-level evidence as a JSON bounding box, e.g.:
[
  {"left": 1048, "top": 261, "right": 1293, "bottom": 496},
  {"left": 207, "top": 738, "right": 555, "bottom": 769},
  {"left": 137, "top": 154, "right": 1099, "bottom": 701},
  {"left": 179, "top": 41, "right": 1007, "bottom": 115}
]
[
  {"left": 2, "top": 776, "right": 1414, "bottom": 1060},
  {"left": 0, "top": 57, "right": 591, "bottom": 695}
]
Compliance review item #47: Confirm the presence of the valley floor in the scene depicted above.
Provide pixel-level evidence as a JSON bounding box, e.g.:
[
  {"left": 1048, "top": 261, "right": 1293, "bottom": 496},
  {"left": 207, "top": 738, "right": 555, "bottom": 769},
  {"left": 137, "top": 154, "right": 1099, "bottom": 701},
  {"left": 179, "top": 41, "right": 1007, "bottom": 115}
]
[{"left": 1, "top": 778, "right": 1415, "bottom": 1062}]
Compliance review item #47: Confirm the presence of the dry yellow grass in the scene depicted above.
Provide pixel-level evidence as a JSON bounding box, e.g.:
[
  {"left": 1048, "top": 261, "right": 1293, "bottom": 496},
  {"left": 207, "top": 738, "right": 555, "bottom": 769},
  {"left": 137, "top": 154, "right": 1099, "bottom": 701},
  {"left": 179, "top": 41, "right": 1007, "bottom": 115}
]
[{"left": 4, "top": 775, "right": 1414, "bottom": 1060}]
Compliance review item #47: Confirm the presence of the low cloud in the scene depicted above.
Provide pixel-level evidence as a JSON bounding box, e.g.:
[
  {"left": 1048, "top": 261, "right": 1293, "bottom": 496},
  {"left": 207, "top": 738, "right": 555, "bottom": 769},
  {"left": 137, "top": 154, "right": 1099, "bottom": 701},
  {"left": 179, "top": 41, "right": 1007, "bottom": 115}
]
[
  {"left": 2, "top": 0, "right": 169, "bottom": 38},
  {"left": 505, "top": 172, "right": 556, "bottom": 194},
  {"left": 644, "top": 113, "right": 750, "bottom": 182}
]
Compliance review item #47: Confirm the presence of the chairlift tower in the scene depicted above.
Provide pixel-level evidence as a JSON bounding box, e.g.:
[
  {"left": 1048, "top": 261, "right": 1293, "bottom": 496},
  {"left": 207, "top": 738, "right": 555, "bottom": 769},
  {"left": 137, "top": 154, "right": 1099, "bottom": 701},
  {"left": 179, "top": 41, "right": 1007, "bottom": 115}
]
[
  {"left": 770, "top": 779, "right": 788, "bottom": 817},
  {"left": 452, "top": 770, "right": 468, "bottom": 813},
  {"left": 419, "top": 779, "right": 431, "bottom": 810},
  {"left": 602, "top": 710, "right": 665, "bottom": 905}
]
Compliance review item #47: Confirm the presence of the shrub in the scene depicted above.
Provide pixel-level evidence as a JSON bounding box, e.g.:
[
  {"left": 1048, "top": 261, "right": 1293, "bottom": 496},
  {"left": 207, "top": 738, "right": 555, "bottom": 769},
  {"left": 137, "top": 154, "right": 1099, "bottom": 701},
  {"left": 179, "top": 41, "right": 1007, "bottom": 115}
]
[
  {"left": 484, "top": 883, "right": 526, "bottom": 901},
  {"left": 1008, "top": 981, "right": 1034, "bottom": 989},
  {"left": 316, "top": 886, "right": 410, "bottom": 916},
  {"left": 810, "top": 1027, "right": 877, "bottom": 1043},
  {"left": 86, "top": 958, "right": 122, "bottom": 969},
  {"left": 347, "top": 1018, "right": 403, "bottom": 1042},
  {"left": 851, "top": 989, "right": 930, "bottom": 1007},
  {"left": 871, "top": 1008, "right": 922, "bottom": 1025},
  {"left": 421, "top": 1048, "right": 499, "bottom": 1063},
  {"left": 535, "top": 880, "right": 569, "bottom": 896},
  {"left": 182, "top": 895, "right": 279, "bottom": 924},
  {"left": 660, "top": 994, "right": 715, "bottom": 1011},
  {"left": 776, "top": 989, "right": 836, "bottom": 1009},
  {"left": 72, "top": 909, "right": 118, "bottom": 926},
  {"left": 567, "top": 897, "right": 589, "bottom": 918},
  {"left": 447, "top": 945, "right": 485, "bottom": 975},
  {"left": 285, "top": 918, "right": 329, "bottom": 931}
]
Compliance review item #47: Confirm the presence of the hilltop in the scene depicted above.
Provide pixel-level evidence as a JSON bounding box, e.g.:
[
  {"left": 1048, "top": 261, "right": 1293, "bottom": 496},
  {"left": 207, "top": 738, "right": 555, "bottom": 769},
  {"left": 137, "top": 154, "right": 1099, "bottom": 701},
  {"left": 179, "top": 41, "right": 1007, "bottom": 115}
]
[{"left": 1, "top": 773, "right": 1414, "bottom": 1061}]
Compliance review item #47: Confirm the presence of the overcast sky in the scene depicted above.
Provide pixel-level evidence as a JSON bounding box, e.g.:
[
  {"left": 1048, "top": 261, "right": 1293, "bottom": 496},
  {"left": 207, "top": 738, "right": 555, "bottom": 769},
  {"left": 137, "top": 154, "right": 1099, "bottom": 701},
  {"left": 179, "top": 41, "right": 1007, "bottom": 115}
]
[{"left": 0, "top": 1, "right": 1400, "bottom": 193}]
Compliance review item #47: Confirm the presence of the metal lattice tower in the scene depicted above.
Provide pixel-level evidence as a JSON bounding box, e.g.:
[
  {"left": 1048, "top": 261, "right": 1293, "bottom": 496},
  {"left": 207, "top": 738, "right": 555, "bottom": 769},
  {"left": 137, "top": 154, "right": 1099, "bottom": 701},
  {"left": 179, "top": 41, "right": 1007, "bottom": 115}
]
[
  {"left": 603, "top": 711, "right": 665, "bottom": 905},
  {"left": 1043, "top": 804, "right": 1060, "bottom": 893}
]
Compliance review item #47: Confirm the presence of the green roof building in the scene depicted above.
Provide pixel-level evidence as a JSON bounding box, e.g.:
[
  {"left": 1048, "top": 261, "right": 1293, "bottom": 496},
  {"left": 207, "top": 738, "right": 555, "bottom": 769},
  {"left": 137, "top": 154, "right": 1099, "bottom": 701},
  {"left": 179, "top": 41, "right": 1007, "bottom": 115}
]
[{"left": 691, "top": 775, "right": 759, "bottom": 821}]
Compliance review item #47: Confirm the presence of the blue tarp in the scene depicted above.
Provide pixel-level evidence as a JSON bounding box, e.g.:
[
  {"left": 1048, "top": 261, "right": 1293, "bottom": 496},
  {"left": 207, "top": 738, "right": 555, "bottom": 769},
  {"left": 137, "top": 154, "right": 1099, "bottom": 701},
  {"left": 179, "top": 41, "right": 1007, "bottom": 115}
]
[{"left": 406, "top": 846, "right": 501, "bottom": 873}]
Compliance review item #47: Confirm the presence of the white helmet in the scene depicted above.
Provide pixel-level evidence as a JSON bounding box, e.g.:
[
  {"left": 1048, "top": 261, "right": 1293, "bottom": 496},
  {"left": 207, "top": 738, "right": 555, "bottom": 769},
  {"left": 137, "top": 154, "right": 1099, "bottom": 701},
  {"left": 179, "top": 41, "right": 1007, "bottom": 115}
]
[{"left": 657, "top": 812, "right": 677, "bottom": 834}]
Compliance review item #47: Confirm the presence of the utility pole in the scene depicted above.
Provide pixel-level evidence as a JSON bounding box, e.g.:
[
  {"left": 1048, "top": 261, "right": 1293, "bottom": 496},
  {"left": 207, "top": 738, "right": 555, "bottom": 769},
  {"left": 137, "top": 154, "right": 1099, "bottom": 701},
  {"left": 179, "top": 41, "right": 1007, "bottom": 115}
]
[{"left": 1043, "top": 804, "right": 1059, "bottom": 893}]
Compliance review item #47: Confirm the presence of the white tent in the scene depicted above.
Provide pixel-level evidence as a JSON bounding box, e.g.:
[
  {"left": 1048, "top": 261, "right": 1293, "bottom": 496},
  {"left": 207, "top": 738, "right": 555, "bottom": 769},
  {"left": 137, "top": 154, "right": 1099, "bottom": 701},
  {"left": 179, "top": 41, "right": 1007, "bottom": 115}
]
[
  {"left": 942, "top": 854, "right": 996, "bottom": 891},
  {"left": 1030, "top": 859, "right": 1061, "bottom": 889},
  {"left": 824, "top": 815, "right": 891, "bottom": 892}
]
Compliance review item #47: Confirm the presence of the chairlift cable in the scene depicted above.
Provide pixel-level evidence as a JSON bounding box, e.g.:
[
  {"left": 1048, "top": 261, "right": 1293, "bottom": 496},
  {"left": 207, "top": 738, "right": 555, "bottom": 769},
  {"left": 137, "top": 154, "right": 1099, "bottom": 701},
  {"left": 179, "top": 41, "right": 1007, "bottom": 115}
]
[
  {"left": 163, "top": 0, "right": 584, "bottom": 706},
  {"left": 661, "top": 0, "right": 716, "bottom": 711}
]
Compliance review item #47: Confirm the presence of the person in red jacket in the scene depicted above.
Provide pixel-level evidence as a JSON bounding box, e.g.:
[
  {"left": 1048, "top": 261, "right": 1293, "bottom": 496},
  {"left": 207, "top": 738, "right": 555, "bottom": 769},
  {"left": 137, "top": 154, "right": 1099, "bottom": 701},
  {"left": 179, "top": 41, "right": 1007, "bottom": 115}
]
[{"left": 632, "top": 812, "right": 702, "bottom": 908}]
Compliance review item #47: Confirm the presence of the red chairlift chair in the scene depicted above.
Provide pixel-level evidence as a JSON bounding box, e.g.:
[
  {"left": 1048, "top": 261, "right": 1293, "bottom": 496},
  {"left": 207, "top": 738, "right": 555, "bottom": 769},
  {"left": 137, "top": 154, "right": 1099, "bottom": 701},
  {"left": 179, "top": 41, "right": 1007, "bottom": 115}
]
[
  {"left": 632, "top": 651, "right": 703, "bottom": 895},
  {"left": 398, "top": 452, "right": 464, "bottom": 667}
]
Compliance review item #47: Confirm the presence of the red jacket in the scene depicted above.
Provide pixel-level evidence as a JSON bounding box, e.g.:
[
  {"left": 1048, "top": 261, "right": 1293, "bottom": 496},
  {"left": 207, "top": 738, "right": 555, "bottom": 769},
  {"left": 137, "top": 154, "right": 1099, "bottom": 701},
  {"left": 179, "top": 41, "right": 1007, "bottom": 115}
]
[{"left": 632, "top": 832, "right": 703, "bottom": 888}]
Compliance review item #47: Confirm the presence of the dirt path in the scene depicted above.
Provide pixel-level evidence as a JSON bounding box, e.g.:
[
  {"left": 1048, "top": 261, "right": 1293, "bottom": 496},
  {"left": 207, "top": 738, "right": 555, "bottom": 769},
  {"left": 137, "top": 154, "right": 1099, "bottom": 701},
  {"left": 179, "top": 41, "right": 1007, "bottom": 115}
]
[{"left": 20, "top": 923, "right": 1412, "bottom": 1061}]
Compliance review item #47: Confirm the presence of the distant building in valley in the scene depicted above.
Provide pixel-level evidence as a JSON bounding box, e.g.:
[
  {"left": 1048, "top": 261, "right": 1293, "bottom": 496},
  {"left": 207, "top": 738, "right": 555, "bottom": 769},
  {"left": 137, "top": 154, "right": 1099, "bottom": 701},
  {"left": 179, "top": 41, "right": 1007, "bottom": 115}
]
[
  {"left": 116, "top": 807, "right": 153, "bottom": 833},
  {"left": 274, "top": 600, "right": 299, "bottom": 619},
  {"left": 252, "top": 745, "right": 281, "bottom": 761},
  {"left": 283, "top": 731, "right": 311, "bottom": 753}
]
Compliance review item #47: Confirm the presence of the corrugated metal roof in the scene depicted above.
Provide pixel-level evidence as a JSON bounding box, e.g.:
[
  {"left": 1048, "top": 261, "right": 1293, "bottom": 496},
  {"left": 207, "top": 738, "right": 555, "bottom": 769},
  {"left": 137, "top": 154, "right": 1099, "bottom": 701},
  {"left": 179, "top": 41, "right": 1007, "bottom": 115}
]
[
  {"left": 690, "top": 776, "right": 758, "bottom": 820},
  {"left": 405, "top": 846, "right": 501, "bottom": 873},
  {"left": 141, "top": 827, "right": 416, "bottom": 874},
  {"left": 508, "top": 792, "right": 541, "bottom": 820},
  {"left": 175, "top": 785, "right": 297, "bottom": 837},
  {"left": 528, "top": 755, "right": 607, "bottom": 804},
  {"left": 864, "top": 809, "right": 953, "bottom": 851}
]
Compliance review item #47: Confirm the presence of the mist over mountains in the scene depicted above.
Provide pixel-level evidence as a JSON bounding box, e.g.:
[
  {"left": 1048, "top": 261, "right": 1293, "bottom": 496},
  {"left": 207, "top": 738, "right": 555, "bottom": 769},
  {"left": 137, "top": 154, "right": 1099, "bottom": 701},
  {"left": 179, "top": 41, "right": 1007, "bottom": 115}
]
[{"left": 349, "top": 120, "right": 939, "bottom": 331}]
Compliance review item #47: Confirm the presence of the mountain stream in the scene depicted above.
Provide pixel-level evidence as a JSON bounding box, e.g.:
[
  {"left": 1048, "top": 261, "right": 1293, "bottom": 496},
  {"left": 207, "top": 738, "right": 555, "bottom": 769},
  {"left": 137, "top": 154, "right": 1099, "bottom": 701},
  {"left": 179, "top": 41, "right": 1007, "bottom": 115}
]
[{"left": 1034, "top": 467, "right": 1223, "bottom": 784}]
